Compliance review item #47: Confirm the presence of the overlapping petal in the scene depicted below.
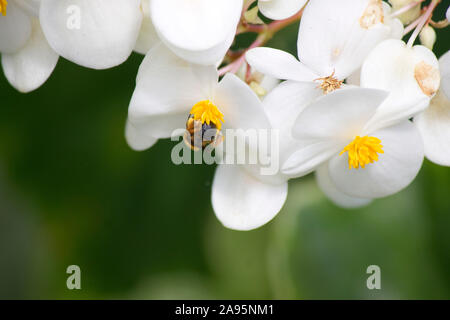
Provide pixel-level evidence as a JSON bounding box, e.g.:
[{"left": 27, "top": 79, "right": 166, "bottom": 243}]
[
  {"left": 361, "top": 39, "right": 440, "bottom": 132},
  {"left": 246, "top": 47, "right": 319, "bottom": 81},
  {"left": 414, "top": 51, "right": 450, "bottom": 166}
]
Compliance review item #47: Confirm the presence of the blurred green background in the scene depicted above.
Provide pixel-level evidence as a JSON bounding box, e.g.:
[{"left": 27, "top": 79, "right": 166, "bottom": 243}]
[{"left": 0, "top": 2, "right": 449, "bottom": 299}]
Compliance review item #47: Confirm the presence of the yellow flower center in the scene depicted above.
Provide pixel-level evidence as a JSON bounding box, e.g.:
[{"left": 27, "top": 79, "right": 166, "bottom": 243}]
[
  {"left": 0, "top": 0, "right": 8, "bottom": 16},
  {"left": 189, "top": 100, "right": 224, "bottom": 130},
  {"left": 339, "top": 135, "right": 384, "bottom": 169},
  {"left": 315, "top": 71, "right": 343, "bottom": 94}
]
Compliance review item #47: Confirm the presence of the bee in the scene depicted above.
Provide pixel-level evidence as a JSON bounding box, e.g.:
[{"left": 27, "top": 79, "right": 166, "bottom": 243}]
[{"left": 184, "top": 114, "right": 223, "bottom": 151}]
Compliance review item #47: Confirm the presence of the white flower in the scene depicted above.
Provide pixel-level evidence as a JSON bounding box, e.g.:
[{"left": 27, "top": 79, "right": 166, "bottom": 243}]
[
  {"left": 257, "top": 0, "right": 307, "bottom": 20},
  {"left": 414, "top": 51, "right": 450, "bottom": 166},
  {"left": 284, "top": 88, "right": 424, "bottom": 208},
  {"left": 0, "top": 0, "right": 58, "bottom": 92},
  {"left": 246, "top": 0, "right": 403, "bottom": 92},
  {"left": 126, "top": 43, "right": 288, "bottom": 230},
  {"left": 360, "top": 39, "right": 440, "bottom": 133},
  {"left": 150, "top": 0, "right": 243, "bottom": 66},
  {"left": 39, "top": 0, "right": 144, "bottom": 69}
]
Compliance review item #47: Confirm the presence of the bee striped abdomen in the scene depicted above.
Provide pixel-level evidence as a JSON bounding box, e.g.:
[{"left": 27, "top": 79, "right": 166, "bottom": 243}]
[{"left": 184, "top": 114, "right": 222, "bottom": 151}]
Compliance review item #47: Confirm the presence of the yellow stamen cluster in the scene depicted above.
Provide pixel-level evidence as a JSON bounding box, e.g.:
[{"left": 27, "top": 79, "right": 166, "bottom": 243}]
[
  {"left": 0, "top": 0, "right": 8, "bottom": 16},
  {"left": 340, "top": 135, "right": 384, "bottom": 169},
  {"left": 315, "top": 71, "right": 343, "bottom": 94},
  {"left": 189, "top": 100, "right": 225, "bottom": 130}
]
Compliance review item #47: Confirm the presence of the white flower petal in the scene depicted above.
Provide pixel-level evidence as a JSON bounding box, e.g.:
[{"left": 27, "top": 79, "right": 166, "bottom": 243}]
[
  {"left": 282, "top": 140, "right": 343, "bottom": 177},
  {"left": 2, "top": 19, "right": 58, "bottom": 93},
  {"left": 246, "top": 47, "right": 319, "bottom": 81},
  {"left": 125, "top": 120, "right": 158, "bottom": 151},
  {"left": 361, "top": 39, "right": 440, "bottom": 132},
  {"left": 298, "top": 0, "right": 396, "bottom": 79},
  {"left": 258, "top": 0, "right": 306, "bottom": 20},
  {"left": 212, "top": 164, "right": 288, "bottom": 231},
  {"left": 14, "top": 0, "right": 40, "bottom": 16},
  {"left": 134, "top": 16, "right": 160, "bottom": 55},
  {"left": 161, "top": 27, "right": 236, "bottom": 66},
  {"left": 128, "top": 43, "right": 218, "bottom": 141},
  {"left": 40, "top": 0, "right": 142, "bottom": 69},
  {"left": 150, "top": 0, "right": 242, "bottom": 65},
  {"left": 0, "top": 1, "right": 32, "bottom": 54},
  {"left": 329, "top": 120, "right": 424, "bottom": 199},
  {"left": 214, "top": 73, "right": 270, "bottom": 132},
  {"left": 292, "top": 88, "right": 388, "bottom": 142},
  {"left": 284, "top": 88, "right": 389, "bottom": 176},
  {"left": 316, "top": 163, "right": 372, "bottom": 209},
  {"left": 262, "top": 80, "right": 321, "bottom": 169},
  {"left": 439, "top": 50, "right": 450, "bottom": 99},
  {"left": 414, "top": 90, "right": 450, "bottom": 166}
]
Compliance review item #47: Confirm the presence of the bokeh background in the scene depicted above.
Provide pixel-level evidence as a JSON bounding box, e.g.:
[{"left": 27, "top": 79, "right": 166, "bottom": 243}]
[{"left": 0, "top": 2, "right": 449, "bottom": 300}]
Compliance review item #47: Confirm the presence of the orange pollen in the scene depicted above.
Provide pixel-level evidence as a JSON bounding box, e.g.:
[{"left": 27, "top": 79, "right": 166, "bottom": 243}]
[
  {"left": 314, "top": 71, "right": 343, "bottom": 94},
  {"left": 0, "top": 0, "right": 8, "bottom": 16}
]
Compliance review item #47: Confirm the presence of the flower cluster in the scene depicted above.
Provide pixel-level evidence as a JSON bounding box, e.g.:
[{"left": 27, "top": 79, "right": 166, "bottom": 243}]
[{"left": 1, "top": 0, "right": 449, "bottom": 231}]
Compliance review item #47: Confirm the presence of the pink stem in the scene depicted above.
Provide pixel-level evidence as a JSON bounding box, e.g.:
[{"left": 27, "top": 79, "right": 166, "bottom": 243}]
[
  {"left": 218, "top": 34, "right": 265, "bottom": 76},
  {"left": 220, "top": 8, "right": 304, "bottom": 77},
  {"left": 390, "top": 0, "right": 423, "bottom": 18},
  {"left": 403, "top": 14, "right": 422, "bottom": 35},
  {"left": 407, "top": 0, "right": 439, "bottom": 47}
]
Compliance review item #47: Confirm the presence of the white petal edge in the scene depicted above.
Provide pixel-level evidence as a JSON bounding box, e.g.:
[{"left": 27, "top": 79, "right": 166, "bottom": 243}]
[
  {"left": 2, "top": 19, "right": 58, "bottom": 93},
  {"left": 316, "top": 163, "right": 372, "bottom": 209},
  {"left": 258, "top": 0, "right": 307, "bottom": 20},
  {"left": 40, "top": 0, "right": 142, "bottom": 69},
  {"left": 283, "top": 88, "right": 389, "bottom": 177},
  {"left": 414, "top": 90, "right": 450, "bottom": 166},
  {"left": 361, "top": 39, "right": 440, "bottom": 133},
  {"left": 246, "top": 47, "right": 318, "bottom": 81},
  {"left": 150, "top": 0, "right": 242, "bottom": 51},
  {"left": 212, "top": 164, "right": 288, "bottom": 231},
  {"left": 125, "top": 120, "right": 158, "bottom": 151}
]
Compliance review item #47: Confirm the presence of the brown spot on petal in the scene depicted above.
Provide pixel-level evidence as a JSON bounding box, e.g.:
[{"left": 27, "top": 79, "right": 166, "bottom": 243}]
[
  {"left": 414, "top": 61, "right": 440, "bottom": 97},
  {"left": 359, "top": 0, "right": 384, "bottom": 29},
  {"left": 315, "top": 71, "right": 343, "bottom": 94}
]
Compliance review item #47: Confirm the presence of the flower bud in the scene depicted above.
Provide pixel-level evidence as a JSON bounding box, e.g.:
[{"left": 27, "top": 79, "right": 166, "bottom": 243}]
[
  {"left": 419, "top": 25, "right": 436, "bottom": 50},
  {"left": 388, "top": 0, "right": 421, "bottom": 24}
]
